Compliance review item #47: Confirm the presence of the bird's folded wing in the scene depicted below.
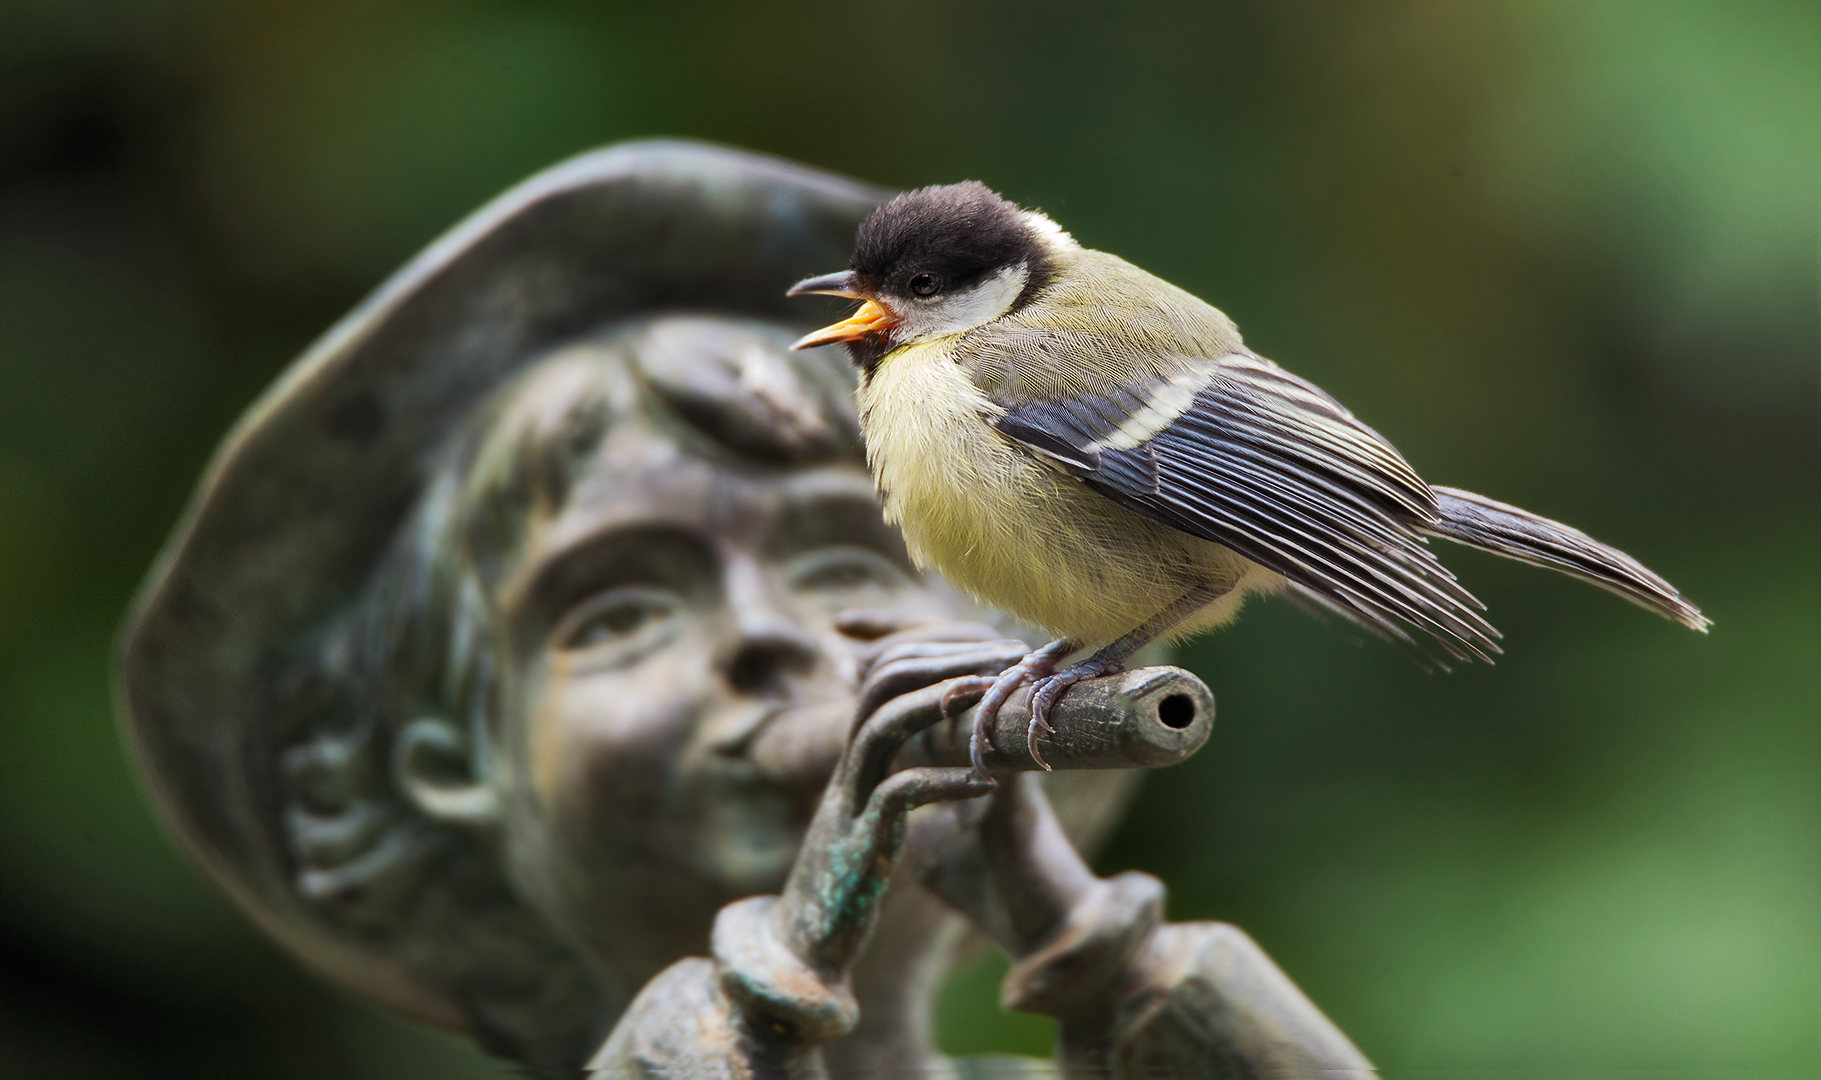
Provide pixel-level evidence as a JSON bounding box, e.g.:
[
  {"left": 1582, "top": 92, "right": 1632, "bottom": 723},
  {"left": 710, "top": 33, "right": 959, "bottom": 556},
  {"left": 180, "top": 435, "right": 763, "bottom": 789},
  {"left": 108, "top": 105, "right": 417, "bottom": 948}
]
[{"left": 990, "top": 350, "right": 1503, "bottom": 665}]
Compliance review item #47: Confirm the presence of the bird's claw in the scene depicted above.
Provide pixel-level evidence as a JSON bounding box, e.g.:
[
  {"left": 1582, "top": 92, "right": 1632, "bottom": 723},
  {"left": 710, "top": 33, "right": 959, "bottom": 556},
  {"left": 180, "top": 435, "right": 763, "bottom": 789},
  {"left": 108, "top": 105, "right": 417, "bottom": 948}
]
[
  {"left": 967, "top": 639, "right": 1075, "bottom": 780},
  {"left": 1023, "top": 657, "right": 1127, "bottom": 772},
  {"left": 1024, "top": 704, "right": 1058, "bottom": 771}
]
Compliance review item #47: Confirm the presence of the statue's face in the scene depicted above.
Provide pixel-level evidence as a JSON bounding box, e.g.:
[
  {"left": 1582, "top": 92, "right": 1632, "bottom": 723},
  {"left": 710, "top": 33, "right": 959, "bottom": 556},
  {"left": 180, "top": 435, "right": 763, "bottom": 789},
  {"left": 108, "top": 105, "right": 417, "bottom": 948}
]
[{"left": 481, "top": 350, "right": 971, "bottom": 982}]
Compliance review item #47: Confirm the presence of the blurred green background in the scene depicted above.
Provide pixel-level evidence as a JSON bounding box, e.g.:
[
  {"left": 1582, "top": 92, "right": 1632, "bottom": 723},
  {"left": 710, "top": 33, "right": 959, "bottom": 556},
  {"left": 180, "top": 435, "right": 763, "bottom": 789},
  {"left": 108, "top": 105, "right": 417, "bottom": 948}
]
[{"left": 1, "top": 0, "right": 1813, "bottom": 1074}]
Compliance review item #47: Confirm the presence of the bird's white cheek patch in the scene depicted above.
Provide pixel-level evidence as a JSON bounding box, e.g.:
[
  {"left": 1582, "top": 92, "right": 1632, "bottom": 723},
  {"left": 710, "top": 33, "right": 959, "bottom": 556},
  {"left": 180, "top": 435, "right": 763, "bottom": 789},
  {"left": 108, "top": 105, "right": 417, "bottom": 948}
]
[
  {"left": 897, "top": 264, "right": 1030, "bottom": 342},
  {"left": 1089, "top": 368, "right": 1211, "bottom": 451}
]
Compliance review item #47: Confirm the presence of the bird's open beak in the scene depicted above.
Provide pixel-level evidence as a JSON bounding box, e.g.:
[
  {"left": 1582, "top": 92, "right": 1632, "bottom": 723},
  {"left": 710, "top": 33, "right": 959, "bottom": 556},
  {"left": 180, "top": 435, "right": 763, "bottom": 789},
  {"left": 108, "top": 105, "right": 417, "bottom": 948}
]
[{"left": 787, "top": 270, "right": 896, "bottom": 350}]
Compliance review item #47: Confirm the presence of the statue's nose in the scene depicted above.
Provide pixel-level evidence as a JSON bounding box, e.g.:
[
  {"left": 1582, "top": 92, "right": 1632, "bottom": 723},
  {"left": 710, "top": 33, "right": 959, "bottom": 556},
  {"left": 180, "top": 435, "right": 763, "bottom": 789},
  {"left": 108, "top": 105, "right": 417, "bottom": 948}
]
[
  {"left": 719, "top": 559, "right": 816, "bottom": 696},
  {"left": 725, "top": 625, "right": 817, "bottom": 696}
]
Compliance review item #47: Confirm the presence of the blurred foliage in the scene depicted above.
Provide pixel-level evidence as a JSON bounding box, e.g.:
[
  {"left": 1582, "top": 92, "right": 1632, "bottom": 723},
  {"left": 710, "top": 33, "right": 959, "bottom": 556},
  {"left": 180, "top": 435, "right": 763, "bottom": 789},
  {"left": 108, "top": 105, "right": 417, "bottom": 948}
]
[{"left": 0, "top": 0, "right": 1813, "bottom": 1074}]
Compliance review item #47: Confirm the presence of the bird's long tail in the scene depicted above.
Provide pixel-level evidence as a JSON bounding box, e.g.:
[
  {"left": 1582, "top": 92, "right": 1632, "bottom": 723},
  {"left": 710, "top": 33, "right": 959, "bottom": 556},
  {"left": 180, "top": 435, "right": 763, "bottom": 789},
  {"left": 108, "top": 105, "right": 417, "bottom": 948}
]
[{"left": 1423, "top": 486, "right": 1710, "bottom": 632}]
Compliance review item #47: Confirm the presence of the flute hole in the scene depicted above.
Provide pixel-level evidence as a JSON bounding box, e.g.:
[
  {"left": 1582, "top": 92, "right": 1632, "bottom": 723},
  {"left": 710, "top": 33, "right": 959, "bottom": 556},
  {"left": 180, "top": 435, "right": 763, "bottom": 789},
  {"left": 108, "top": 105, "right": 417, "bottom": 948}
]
[{"left": 1157, "top": 693, "right": 1195, "bottom": 729}]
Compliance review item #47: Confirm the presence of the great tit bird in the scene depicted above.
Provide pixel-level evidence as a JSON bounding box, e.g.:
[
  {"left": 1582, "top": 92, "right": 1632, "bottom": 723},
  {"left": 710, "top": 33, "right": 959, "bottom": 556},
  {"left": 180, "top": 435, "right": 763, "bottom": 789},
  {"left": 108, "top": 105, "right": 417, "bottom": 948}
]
[{"left": 788, "top": 182, "right": 1708, "bottom": 776}]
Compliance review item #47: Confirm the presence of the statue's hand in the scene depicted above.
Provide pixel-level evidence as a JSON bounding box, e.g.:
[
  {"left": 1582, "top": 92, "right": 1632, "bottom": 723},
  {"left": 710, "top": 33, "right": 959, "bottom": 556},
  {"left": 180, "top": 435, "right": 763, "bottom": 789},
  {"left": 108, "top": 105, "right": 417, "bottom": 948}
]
[
  {"left": 833, "top": 613, "right": 1158, "bottom": 960},
  {"left": 771, "top": 613, "right": 1027, "bottom": 970},
  {"left": 704, "top": 613, "right": 1023, "bottom": 1048}
]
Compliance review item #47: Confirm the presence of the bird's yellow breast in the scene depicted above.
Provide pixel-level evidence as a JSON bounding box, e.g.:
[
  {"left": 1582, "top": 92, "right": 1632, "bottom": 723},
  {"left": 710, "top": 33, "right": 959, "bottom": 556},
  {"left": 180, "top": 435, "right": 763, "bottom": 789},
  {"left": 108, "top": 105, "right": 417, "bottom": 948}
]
[{"left": 858, "top": 340, "right": 1259, "bottom": 643}]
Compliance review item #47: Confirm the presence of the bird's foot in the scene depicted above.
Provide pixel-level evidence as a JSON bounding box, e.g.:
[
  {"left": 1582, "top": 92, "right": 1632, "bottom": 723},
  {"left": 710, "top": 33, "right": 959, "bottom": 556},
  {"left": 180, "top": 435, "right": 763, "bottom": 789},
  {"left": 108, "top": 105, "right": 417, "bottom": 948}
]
[
  {"left": 1026, "top": 656, "right": 1127, "bottom": 770},
  {"left": 958, "top": 638, "right": 1075, "bottom": 780},
  {"left": 939, "top": 677, "right": 997, "bottom": 721},
  {"left": 938, "top": 675, "right": 995, "bottom": 722}
]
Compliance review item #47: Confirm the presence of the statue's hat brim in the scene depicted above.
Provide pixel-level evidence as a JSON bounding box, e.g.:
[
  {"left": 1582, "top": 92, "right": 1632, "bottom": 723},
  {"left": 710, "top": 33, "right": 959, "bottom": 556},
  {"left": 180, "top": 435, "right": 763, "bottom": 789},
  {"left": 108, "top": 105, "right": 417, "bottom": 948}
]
[{"left": 115, "top": 141, "right": 884, "bottom": 1028}]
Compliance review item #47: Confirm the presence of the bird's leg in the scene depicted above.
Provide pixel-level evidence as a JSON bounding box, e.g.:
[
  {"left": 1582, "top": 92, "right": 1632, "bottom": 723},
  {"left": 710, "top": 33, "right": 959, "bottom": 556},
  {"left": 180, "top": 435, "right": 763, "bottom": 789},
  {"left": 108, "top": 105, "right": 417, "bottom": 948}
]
[
  {"left": 1025, "top": 583, "right": 1227, "bottom": 769},
  {"left": 954, "top": 637, "right": 1078, "bottom": 780}
]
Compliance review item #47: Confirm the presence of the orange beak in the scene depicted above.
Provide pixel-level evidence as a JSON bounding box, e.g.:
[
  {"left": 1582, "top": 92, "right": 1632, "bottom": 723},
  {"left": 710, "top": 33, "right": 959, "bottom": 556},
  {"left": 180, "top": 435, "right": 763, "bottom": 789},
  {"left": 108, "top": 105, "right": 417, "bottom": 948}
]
[{"left": 787, "top": 270, "right": 896, "bottom": 350}]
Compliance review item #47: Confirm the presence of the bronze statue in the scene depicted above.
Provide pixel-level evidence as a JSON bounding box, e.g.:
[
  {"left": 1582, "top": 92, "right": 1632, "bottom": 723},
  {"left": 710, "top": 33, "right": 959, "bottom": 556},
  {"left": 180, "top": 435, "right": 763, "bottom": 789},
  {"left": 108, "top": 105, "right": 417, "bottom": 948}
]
[{"left": 118, "top": 141, "right": 1371, "bottom": 1076}]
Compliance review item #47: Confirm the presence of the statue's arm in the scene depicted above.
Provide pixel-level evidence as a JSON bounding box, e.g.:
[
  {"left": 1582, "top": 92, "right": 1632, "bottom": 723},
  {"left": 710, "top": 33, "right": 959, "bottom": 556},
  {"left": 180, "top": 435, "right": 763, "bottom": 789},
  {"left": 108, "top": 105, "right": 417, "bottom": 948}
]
[
  {"left": 588, "top": 624, "right": 1021, "bottom": 1078},
  {"left": 926, "top": 772, "right": 1375, "bottom": 1078}
]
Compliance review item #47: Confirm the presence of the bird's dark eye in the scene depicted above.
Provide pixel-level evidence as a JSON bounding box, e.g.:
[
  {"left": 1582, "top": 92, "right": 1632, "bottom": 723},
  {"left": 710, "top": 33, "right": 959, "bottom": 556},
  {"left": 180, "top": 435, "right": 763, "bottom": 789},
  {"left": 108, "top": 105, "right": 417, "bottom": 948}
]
[{"left": 908, "top": 272, "right": 942, "bottom": 298}]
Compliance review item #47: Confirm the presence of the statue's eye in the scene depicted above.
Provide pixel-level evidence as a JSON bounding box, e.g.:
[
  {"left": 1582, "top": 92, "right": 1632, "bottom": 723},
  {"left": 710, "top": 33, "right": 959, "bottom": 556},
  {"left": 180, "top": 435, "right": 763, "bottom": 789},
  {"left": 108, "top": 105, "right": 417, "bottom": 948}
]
[
  {"left": 788, "top": 546, "right": 913, "bottom": 599},
  {"left": 908, "top": 273, "right": 942, "bottom": 298},
  {"left": 559, "top": 588, "right": 682, "bottom": 651}
]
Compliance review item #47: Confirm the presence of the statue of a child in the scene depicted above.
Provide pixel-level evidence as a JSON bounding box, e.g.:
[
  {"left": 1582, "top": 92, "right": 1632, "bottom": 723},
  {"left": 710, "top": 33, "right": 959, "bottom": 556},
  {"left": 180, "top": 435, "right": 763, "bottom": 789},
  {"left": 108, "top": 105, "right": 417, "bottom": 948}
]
[{"left": 119, "top": 142, "right": 1370, "bottom": 1077}]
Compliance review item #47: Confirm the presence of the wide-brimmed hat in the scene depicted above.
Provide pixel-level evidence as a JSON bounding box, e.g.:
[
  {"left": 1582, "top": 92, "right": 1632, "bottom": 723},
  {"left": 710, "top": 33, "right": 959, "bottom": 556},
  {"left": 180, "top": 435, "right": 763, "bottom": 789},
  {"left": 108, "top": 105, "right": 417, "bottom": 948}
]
[{"left": 116, "top": 141, "right": 884, "bottom": 1028}]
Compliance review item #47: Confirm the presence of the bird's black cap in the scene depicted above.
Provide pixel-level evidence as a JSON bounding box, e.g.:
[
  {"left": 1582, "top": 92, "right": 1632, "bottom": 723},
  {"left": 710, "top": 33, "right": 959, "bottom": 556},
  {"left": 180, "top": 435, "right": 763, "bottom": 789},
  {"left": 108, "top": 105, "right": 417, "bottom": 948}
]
[{"left": 850, "top": 181, "right": 1057, "bottom": 301}]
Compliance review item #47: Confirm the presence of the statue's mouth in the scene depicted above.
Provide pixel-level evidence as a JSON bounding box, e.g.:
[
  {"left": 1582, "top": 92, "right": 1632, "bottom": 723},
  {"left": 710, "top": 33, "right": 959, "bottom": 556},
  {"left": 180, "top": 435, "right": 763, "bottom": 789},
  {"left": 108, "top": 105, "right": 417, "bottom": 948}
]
[{"left": 743, "top": 698, "right": 852, "bottom": 788}]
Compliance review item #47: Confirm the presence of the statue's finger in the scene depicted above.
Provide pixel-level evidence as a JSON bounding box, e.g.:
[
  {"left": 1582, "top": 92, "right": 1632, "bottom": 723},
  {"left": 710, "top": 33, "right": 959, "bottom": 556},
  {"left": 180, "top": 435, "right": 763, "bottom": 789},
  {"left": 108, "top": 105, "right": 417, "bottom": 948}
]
[
  {"left": 866, "top": 767, "right": 996, "bottom": 822},
  {"left": 845, "top": 681, "right": 947, "bottom": 793},
  {"left": 833, "top": 608, "right": 940, "bottom": 641},
  {"left": 854, "top": 641, "right": 1028, "bottom": 721},
  {"left": 848, "top": 621, "right": 1019, "bottom": 673}
]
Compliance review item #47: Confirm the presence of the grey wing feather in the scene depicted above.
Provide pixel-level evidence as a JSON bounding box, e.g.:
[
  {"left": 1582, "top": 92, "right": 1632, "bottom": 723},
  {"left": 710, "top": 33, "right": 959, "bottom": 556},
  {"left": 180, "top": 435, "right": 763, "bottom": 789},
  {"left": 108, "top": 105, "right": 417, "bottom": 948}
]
[
  {"left": 994, "top": 408, "right": 1101, "bottom": 471},
  {"left": 992, "top": 351, "right": 1504, "bottom": 667},
  {"left": 1425, "top": 487, "right": 1710, "bottom": 631}
]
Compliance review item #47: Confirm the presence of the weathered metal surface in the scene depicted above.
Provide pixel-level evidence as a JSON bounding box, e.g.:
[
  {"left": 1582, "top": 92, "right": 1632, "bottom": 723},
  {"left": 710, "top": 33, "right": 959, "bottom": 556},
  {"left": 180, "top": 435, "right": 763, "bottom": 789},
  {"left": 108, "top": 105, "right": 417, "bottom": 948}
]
[{"left": 912, "top": 666, "right": 1214, "bottom": 773}]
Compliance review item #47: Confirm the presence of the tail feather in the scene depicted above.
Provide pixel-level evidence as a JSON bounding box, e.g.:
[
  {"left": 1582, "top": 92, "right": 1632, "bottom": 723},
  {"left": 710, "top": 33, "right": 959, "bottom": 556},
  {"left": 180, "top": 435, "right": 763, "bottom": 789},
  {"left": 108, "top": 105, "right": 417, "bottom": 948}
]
[{"left": 1425, "top": 487, "right": 1710, "bottom": 632}]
